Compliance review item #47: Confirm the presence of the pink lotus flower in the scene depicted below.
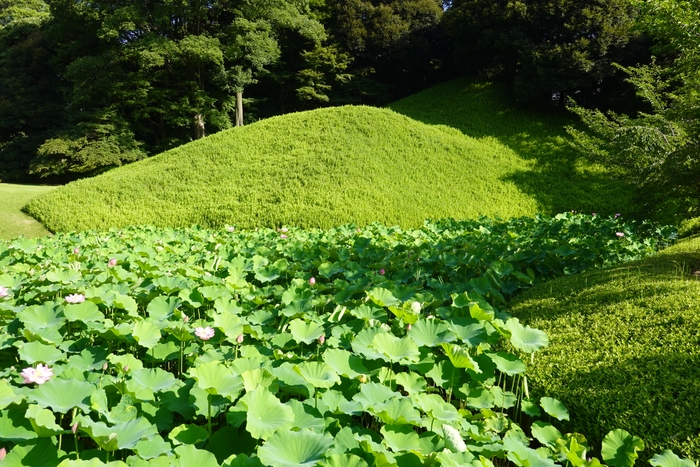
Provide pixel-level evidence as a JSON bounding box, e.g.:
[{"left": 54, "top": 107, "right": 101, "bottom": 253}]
[
  {"left": 21, "top": 364, "right": 53, "bottom": 385},
  {"left": 616, "top": 232, "right": 625, "bottom": 237},
  {"left": 309, "top": 277, "right": 316, "bottom": 285},
  {"left": 280, "top": 234, "right": 288, "bottom": 239},
  {"left": 195, "top": 326, "right": 215, "bottom": 340},
  {"left": 73, "top": 248, "right": 80, "bottom": 254},
  {"left": 0, "top": 286, "right": 8, "bottom": 298},
  {"left": 615, "top": 213, "right": 621, "bottom": 218},
  {"left": 226, "top": 226, "right": 235, "bottom": 232},
  {"left": 108, "top": 258, "right": 117, "bottom": 267},
  {"left": 71, "top": 422, "right": 79, "bottom": 434},
  {"left": 279, "top": 227, "right": 289, "bottom": 233},
  {"left": 0, "top": 447, "right": 5, "bottom": 460},
  {"left": 65, "top": 294, "right": 85, "bottom": 304},
  {"left": 379, "top": 269, "right": 385, "bottom": 275}
]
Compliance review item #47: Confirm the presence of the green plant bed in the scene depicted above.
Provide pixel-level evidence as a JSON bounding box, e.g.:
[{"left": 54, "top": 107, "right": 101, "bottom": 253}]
[
  {"left": 508, "top": 236, "right": 700, "bottom": 460},
  {"left": 0, "top": 214, "right": 678, "bottom": 466}
]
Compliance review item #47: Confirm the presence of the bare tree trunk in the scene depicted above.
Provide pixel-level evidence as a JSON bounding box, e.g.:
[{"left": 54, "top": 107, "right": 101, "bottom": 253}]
[
  {"left": 236, "top": 91, "right": 244, "bottom": 127},
  {"left": 194, "top": 113, "right": 205, "bottom": 139}
]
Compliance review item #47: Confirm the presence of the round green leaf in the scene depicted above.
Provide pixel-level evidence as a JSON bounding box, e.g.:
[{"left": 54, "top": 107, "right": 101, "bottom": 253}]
[
  {"left": 132, "top": 320, "right": 162, "bottom": 349},
  {"left": 540, "top": 397, "right": 570, "bottom": 421},
  {"left": 294, "top": 362, "right": 340, "bottom": 389},
  {"left": 371, "top": 332, "right": 420, "bottom": 363},
  {"left": 18, "top": 341, "right": 65, "bottom": 365},
  {"left": 239, "top": 387, "right": 294, "bottom": 440},
  {"left": 408, "top": 319, "right": 456, "bottom": 347},
  {"left": 63, "top": 301, "right": 104, "bottom": 323},
  {"left": 601, "top": 429, "right": 645, "bottom": 467},
  {"left": 257, "top": 429, "right": 333, "bottom": 467},
  {"left": 504, "top": 318, "right": 548, "bottom": 354},
  {"left": 649, "top": 450, "right": 696, "bottom": 467},
  {"left": 31, "top": 378, "right": 95, "bottom": 413},
  {"left": 289, "top": 319, "right": 324, "bottom": 345}
]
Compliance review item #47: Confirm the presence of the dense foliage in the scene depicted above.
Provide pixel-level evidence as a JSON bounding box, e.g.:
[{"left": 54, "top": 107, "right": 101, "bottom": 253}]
[
  {"left": 509, "top": 235, "right": 700, "bottom": 460},
  {"left": 0, "top": 214, "right": 682, "bottom": 466},
  {"left": 23, "top": 97, "right": 634, "bottom": 233}
]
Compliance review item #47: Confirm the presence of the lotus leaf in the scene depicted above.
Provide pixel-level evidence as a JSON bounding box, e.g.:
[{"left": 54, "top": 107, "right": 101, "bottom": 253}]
[
  {"left": 530, "top": 421, "right": 563, "bottom": 449},
  {"left": 238, "top": 387, "right": 294, "bottom": 439},
  {"left": 147, "top": 296, "right": 180, "bottom": 321},
  {"left": 18, "top": 341, "right": 65, "bottom": 365},
  {"left": 353, "top": 382, "right": 400, "bottom": 410},
  {"left": 441, "top": 343, "right": 480, "bottom": 372},
  {"left": 26, "top": 404, "right": 64, "bottom": 437},
  {"left": 31, "top": 378, "right": 94, "bottom": 413},
  {"left": 506, "top": 443, "right": 557, "bottom": 467},
  {"left": 372, "top": 397, "right": 422, "bottom": 425},
  {"left": 289, "top": 319, "right": 325, "bottom": 345},
  {"left": 257, "top": 428, "right": 333, "bottom": 467},
  {"left": 540, "top": 397, "right": 570, "bottom": 421},
  {"left": 0, "top": 380, "right": 22, "bottom": 409},
  {"left": 3, "top": 438, "right": 65, "bottom": 467},
  {"left": 174, "top": 444, "right": 221, "bottom": 467},
  {"left": 294, "top": 361, "right": 341, "bottom": 388},
  {"left": 132, "top": 320, "right": 162, "bottom": 349},
  {"left": 322, "top": 454, "right": 369, "bottom": 467},
  {"left": 127, "top": 368, "right": 179, "bottom": 401},
  {"left": 213, "top": 312, "right": 245, "bottom": 343},
  {"left": 504, "top": 319, "right": 548, "bottom": 354},
  {"left": 413, "top": 393, "right": 461, "bottom": 422},
  {"left": 78, "top": 416, "right": 158, "bottom": 451},
  {"left": 64, "top": 301, "right": 103, "bottom": 323},
  {"left": 408, "top": 319, "right": 456, "bottom": 348},
  {"left": 367, "top": 288, "right": 400, "bottom": 307},
  {"left": 288, "top": 399, "right": 326, "bottom": 432},
  {"left": 189, "top": 360, "right": 243, "bottom": 399},
  {"left": 169, "top": 423, "right": 209, "bottom": 445},
  {"left": 349, "top": 304, "right": 387, "bottom": 322},
  {"left": 322, "top": 348, "right": 370, "bottom": 379},
  {"left": 601, "top": 429, "right": 645, "bottom": 467},
  {"left": 486, "top": 352, "right": 526, "bottom": 375},
  {"left": 649, "top": 450, "right": 696, "bottom": 467},
  {"left": 0, "top": 406, "right": 38, "bottom": 441},
  {"left": 351, "top": 327, "right": 388, "bottom": 360},
  {"left": 241, "top": 368, "right": 279, "bottom": 393},
  {"left": 370, "top": 332, "right": 420, "bottom": 363},
  {"left": 381, "top": 424, "right": 420, "bottom": 452}
]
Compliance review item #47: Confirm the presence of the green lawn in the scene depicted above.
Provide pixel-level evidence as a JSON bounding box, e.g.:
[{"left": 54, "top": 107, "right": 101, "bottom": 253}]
[
  {"left": 508, "top": 235, "right": 700, "bottom": 460},
  {"left": 0, "top": 183, "right": 56, "bottom": 240}
]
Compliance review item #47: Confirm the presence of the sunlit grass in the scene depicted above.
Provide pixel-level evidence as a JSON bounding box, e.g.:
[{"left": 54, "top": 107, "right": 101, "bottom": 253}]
[{"left": 0, "top": 183, "right": 55, "bottom": 240}]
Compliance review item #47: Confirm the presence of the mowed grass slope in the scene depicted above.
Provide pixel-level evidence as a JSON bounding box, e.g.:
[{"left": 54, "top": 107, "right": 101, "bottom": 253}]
[
  {"left": 0, "top": 183, "right": 55, "bottom": 240},
  {"left": 508, "top": 236, "right": 700, "bottom": 460},
  {"left": 26, "top": 80, "right": 634, "bottom": 233}
]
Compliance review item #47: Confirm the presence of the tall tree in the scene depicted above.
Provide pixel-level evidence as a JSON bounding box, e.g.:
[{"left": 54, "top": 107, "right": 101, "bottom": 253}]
[{"left": 443, "top": 0, "right": 639, "bottom": 104}]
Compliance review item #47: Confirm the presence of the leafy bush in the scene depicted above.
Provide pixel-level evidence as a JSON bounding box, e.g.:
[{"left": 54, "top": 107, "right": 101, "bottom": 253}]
[
  {"left": 509, "top": 235, "right": 700, "bottom": 460},
  {"left": 0, "top": 214, "right": 682, "bottom": 466}
]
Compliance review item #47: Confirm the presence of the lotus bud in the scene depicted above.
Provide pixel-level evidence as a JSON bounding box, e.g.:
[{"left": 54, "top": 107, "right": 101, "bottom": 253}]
[
  {"left": 236, "top": 334, "right": 244, "bottom": 344},
  {"left": 616, "top": 232, "right": 625, "bottom": 237},
  {"left": 615, "top": 213, "right": 621, "bottom": 218},
  {"left": 0, "top": 447, "right": 6, "bottom": 461},
  {"left": 73, "top": 248, "right": 80, "bottom": 254},
  {"left": 71, "top": 422, "right": 79, "bottom": 434},
  {"left": 379, "top": 268, "right": 385, "bottom": 275},
  {"left": 411, "top": 301, "right": 421, "bottom": 313},
  {"left": 123, "top": 365, "right": 129, "bottom": 373},
  {"left": 406, "top": 324, "right": 412, "bottom": 331},
  {"left": 182, "top": 313, "right": 189, "bottom": 323},
  {"left": 102, "top": 362, "right": 108, "bottom": 371},
  {"left": 358, "top": 374, "right": 368, "bottom": 383},
  {"left": 308, "top": 277, "right": 316, "bottom": 285},
  {"left": 592, "top": 212, "right": 597, "bottom": 216},
  {"left": 318, "top": 335, "right": 325, "bottom": 345},
  {"left": 108, "top": 258, "right": 117, "bottom": 267}
]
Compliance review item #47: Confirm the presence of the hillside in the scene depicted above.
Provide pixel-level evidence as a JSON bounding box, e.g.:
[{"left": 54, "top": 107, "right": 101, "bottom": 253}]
[{"left": 25, "top": 81, "right": 633, "bottom": 233}]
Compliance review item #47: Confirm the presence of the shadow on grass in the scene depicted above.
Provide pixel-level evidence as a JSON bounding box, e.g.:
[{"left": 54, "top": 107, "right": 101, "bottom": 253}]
[
  {"left": 388, "top": 79, "right": 634, "bottom": 216},
  {"left": 508, "top": 241, "right": 700, "bottom": 459}
]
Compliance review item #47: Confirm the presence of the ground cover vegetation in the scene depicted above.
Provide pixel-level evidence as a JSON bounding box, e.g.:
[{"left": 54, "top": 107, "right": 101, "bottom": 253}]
[
  {"left": 0, "top": 183, "right": 55, "bottom": 240},
  {"left": 24, "top": 80, "right": 637, "bottom": 234},
  {"left": 508, "top": 235, "right": 700, "bottom": 461},
  {"left": 0, "top": 214, "right": 683, "bottom": 466}
]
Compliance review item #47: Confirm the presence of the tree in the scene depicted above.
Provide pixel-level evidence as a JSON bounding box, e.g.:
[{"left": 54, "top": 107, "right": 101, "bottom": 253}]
[
  {"left": 566, "top": 0, "right": 700, "bottom": 222},
  {"left": 443, "top": 0, "right": 639, "bottom": 104}
]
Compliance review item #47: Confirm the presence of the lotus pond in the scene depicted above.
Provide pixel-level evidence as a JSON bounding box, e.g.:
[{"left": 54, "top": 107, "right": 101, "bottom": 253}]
[{"left": 0, "top": 214, "right": 687, "bottom": 467}]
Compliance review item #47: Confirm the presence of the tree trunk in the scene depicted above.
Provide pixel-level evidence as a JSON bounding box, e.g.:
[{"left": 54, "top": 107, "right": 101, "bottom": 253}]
[
  {"left": 236, "top": 91, "right": 244, "bottom": 127},
  {"left": 194, "top": 113, "right": 205, "bottom": 139}
]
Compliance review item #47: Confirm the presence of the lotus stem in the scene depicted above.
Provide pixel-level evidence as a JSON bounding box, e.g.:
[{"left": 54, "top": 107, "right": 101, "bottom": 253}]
[{"left": 207, "top": 393, "right": 212, "bottom": 441}]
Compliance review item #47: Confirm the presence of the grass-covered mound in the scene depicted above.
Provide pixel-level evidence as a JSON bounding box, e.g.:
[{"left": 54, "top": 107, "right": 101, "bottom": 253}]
[
  {"left": 26, "top": 81, "right": 634, "bottom": 234},
  {"left": 508, "top": 235, "right": 700, "bottom": 460}
]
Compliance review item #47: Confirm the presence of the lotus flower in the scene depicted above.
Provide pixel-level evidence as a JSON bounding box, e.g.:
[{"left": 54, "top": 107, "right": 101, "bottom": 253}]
[
  {"left": 73, "top": 248, "right": 80, "bottom": 254},
  {"left": 0, "top": 447, "right": 5, "bottom": 460},
  {"left": 71, "top": 422, "right": 79, "bottom": 434},
  {"left": 379, "top": 268, "right": 385, "bottom": 275},
  {"left": 616, "top": 232, "right": 625, "bottom": 237},
  {"left": 236, "top": 334, "right": 244, "bottom": 344},
  {"left": 318, "top": 335, "right": 325, "bottom": 345},
  {"left": 226, "top": 226, "right": 235, "bottom": 232},
  {"left": 21, "top": 364, "right": 53, "bottom": 385},
  {"left": 0, "top": 286, "right": 8, "bottom": 298},
  {"left": 108, "top": 258, "right": 117, "bottom": 267},
  {"left": 592, "top": 212, "right": 597, "bottom": 216},
  {"left": 65, "top": 293, "right": 85, "bottom": 304},
  {"left": 195, "top": 326, "right": 215, "bottom": 340},
  {"left": 279, "top": 227, "right": 289, "bottom": 233},
  {"left": 615, "top": 213, "right": 621, "bottom": 218},
  {"left": 182, "top": 313, "right": 189, "bottom": 323},
  {"left": 411, "top": 301, "right": 421, "bottom": 313},
  {"left": 280, "top": 234, "right": 288, "bottom": 239},
  {"left": 309, "top": 277, "right": 316, "bottom": 285}
]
